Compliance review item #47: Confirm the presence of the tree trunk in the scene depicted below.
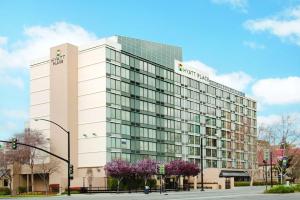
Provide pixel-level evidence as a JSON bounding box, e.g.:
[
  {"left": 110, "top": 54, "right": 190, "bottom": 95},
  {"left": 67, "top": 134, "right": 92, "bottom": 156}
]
[
  {"left": 117, "top": 179, "right": 120, "bottom": 193},
  {"left": 144, "top": 177, "right": 147, "bottom": 186},
  {"left": 250, "top": 174, "right": 254, "bottom": 186},
  {"left": 9, "top": 180, "right": 12, "bottom": 196},
  {"left": 31, "top": 168, "right": 34, "bottom": 192},
  {"left": 44, "top": 178, "right": 49, "bottom": 195}
]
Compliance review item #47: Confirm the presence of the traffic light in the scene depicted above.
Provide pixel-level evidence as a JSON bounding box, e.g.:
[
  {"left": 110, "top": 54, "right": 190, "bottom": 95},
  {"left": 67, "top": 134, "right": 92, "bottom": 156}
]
[
  {"left": 69, "top": 164, "right": 74, "bottom": 179},
  {"left": 282, "top": 157, "right": 288, "bottom": 169},
  {"left": 11, "top": 138, "right": 17, "bottom": 150}
]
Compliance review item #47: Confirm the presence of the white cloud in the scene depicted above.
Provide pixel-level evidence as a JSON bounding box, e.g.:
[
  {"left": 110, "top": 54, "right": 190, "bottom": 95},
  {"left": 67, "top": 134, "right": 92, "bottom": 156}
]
[
  {"left": 243, "top": 41, "right": 265, "bottom": 49},
  {"left": 184, "top": 60, "right": 252, "bottom": 91},
  {"left": 0, "top": 72, "right": 24, "bottom": 89},
  {"left": 0, "top": 37, "right": 7, "bottom": 46},
  {"left": 244, "top": 6, "right": 300, "bottom": 46},
  {"left": 0, "top": 22, "right": 98, "bottom": 69},
  {"left": 257, "top": 114, "right": 282, "bottom": 127},
  {"left": 211, "top": 0, "right": 248, "bottom": 13},
  {"left": 252, "top": 77, "right": 300, "bottom": 105},
  {"left": 257, "top": 113, "right": 300, "bottom": 133},
  {"left": 1, "top": 109, "right": 27, "bottom": 120},
  {"left": 0, "top": 121, "right": 19, "bottom": 140}
]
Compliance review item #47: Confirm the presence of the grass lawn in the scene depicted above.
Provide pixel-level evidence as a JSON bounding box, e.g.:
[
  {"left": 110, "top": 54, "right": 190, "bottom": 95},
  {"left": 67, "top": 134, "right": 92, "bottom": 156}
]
[{"left": 0, "top": 194, "right": 57, "bottom": 198}]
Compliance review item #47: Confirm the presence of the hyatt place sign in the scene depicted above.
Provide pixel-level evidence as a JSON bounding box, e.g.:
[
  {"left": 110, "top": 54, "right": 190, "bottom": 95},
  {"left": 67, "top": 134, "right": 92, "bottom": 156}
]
[
  {"left": 51, "top": 49, "right": 65, "bottom": 66},
  {"left": 174, "top": 60, "right": 209, "bottom": 84}
]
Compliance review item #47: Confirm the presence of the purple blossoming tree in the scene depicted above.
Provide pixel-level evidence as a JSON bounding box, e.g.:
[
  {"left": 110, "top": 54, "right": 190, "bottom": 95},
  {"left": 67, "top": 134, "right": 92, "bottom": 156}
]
[
  {"left": 166, "top": 160, "right": 200, "bottom": 188},
  {"left": 104, "top": 159, "right": 133, "bottom": 192},
  {"left": 134, "top": 159, "right": 157, "bottom": 186}
]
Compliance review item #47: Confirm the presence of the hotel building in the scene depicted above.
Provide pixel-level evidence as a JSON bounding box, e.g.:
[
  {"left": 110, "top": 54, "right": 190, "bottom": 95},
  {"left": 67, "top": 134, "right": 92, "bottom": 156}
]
[{"left": 27, "top": 36, "right": 257, "bottom": 190}]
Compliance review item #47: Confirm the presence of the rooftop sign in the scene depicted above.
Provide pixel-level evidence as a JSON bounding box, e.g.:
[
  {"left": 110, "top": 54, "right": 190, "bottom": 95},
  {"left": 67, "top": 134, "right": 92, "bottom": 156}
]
[
  {"left": 51, "top": 49, "right": 65, "bottom": 66},
  {"left": 174, "top": 60, "right": 209, "bottom": 84}
]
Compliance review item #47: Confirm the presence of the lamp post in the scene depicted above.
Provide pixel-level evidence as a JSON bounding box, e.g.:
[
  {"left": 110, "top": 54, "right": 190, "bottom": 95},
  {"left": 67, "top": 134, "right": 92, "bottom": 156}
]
[
  {"left": 200, "top": 135, "right": 204, "bottom": 191},
  {"left": 34, "top": 118, "right": 71, "bottom": 196}
]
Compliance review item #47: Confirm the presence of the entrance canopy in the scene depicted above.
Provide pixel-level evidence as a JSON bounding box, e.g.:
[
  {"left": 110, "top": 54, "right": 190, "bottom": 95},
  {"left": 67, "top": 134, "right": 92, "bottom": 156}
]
[{"left": 219, "top": 170, "right": 249, "bottom": 178}]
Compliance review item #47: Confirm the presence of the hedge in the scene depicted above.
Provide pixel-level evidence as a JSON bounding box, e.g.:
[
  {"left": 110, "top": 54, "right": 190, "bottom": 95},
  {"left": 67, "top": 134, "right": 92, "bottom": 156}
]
[
  {"left": 253, "top": 182, "right": 279, "bottom": 186},
  {"left": 234, "top": 182, "right": 250, "bottom": 187},
  {"left": 18, "top": 186, "right": 27, "bottom": 193},
  {"left": 235, "top": 181, "right": 280, "bottom": 187},
  {"left": 266, "top": 185, "right": 295, "bottom": 193},
  {"left": 62, "top": 190, "right": 80, "bottom": 195},
  {"left": 0, "top": 187, "right": 11, "bottom": 195},
  {"left": 293, "top": 184, "right": 300, "bottom": 192}
]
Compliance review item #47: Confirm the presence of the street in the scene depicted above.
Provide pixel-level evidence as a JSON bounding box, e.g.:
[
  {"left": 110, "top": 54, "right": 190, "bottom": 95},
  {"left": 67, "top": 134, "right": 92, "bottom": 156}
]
[{"left": 11, "top": 186, "right": 300, "bottom": 200}]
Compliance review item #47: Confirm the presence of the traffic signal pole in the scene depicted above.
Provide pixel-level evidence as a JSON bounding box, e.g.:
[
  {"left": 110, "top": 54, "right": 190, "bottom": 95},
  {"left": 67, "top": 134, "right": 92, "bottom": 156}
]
[
  {"left": 0, "top": 140, "right": 69, "bottom": 163},
  {"left": 34, "top": 119, "right": 71, "bottom": 196},
  {"left": 67, "top": 131, "right": 71, "bottom": 196}
]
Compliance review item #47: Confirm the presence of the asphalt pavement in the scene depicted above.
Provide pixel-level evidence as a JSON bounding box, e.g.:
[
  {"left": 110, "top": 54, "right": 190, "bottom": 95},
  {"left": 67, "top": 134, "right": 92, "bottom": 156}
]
[{"left": 6, "top": 186, "right": 300, "bottom": 200}]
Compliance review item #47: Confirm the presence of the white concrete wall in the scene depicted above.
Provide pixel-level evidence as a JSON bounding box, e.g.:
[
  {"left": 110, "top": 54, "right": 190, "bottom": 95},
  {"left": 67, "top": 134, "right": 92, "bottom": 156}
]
[
  {"left": 77, "top": 46, "right": 107, "bottom": 168},
  {"left": 30, "top": 60, "right": 51, "bottom": 163},
  {"left": 30, "top": 61, "right": 50, "bottom": 136}
]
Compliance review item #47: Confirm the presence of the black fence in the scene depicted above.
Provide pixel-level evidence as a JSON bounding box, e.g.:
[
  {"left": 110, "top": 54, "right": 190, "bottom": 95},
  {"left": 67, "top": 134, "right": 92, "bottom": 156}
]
[{"left": 79, "top": 185, "right": 192, "bottom": 194}]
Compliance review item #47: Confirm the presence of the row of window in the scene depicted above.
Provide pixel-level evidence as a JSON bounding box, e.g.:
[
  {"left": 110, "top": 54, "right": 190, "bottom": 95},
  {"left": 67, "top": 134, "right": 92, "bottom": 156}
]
[
  {"left": 110, "top": 154, "right": 250, "bottom": 169},
  {"left": 107, "top": 106, "right": 256, "bottom": 134},
  {"left": 106, "top": 63, "right": 130, "bottom": 79},
  {"left": 107, "top": 78, "right": 130, "bottom": 93},
  {"left": 107, "top": 93, "right": 130, "bottom": 107},
  {"left": 107, "top": 78, "right": 256, "bottom": 119},
  {"left": 106, "top": 72, "right": 255, "bottom": 118},
  {"left": 107, "top": 122, "right": 131, "bottom": 135},
  {"left": 110, "top": 138, "right": 131, "bottom": 149},
  {"left": 107, "top": 48, "right": 256, "bottom": 110},
  {"left": 107, "top": 108, "right": 130, "bottom": 121}
]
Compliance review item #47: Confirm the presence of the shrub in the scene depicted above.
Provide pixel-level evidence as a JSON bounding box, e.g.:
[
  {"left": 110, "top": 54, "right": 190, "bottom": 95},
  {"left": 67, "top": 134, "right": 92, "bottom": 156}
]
[
  {"left": 293, "top": 184, "right": 300, "bottom": 192},
  {"left": 62, "top": 190, "right": 80, "bottom": 195},
  {"left": 235, "top": 182, "right": 250, "bottom": 187},
  {"left": 0, "top": 187, "right": 11, "bottom": 195},
  {"left": 18, "top": 186, "right": 27, "bottom": 194},
  {"left": 107, "top": 177, "right": 120, "bottom": 190},
  {"left": 266, "top": 185, "right": 295, "bottom": 193},
  {"left": 147, "top": 179, "right": 157, "bottom": 188},
  {"left": 253, "top": 182, "right": 279, "bottom": 186}
]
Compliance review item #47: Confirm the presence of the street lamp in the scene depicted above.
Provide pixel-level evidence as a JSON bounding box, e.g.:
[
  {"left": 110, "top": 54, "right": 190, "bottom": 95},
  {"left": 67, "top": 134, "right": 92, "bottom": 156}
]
[
  {"left": 200, "top": 134, "right": 204, "bottom": 191},
  {"left": 34, "top": 118, "right": 71, "bottom": 196}
]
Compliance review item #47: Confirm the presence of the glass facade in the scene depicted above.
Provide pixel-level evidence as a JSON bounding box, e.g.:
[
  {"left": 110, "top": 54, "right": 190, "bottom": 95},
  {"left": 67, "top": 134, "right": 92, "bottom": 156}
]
[{"left": 105, "top": 37, "right": 257, "bottom": 170}]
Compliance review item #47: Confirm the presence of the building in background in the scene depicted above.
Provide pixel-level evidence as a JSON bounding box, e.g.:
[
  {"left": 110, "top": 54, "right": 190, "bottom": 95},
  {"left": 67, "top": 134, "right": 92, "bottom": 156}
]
[
  {"left": 255, "top": 140, "right": 300, "bottom": 183},
  {"left": 26, "top": 36, "right": 257, "bottom": 190}
]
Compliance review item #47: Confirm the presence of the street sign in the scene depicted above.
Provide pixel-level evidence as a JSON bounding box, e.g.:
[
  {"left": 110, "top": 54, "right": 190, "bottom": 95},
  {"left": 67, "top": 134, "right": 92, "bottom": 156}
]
[
  {"left": 158, "top": 164, "right": 165, "bottom": 175},
  {"left": 264, "top": 149, "right": 270, "bottom": 161}
]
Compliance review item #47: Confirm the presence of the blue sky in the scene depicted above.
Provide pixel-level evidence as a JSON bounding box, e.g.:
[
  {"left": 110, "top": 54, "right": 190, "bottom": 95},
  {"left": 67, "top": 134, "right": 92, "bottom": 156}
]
[{"left": 0, "top": 0, "right": 300, "bottom": 139}]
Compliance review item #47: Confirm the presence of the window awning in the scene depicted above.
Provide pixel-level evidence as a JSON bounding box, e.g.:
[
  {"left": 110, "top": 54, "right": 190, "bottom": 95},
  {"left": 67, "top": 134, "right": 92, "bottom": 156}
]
[{"left": 219, "top": 170, "right": 250, "bottom": 178}]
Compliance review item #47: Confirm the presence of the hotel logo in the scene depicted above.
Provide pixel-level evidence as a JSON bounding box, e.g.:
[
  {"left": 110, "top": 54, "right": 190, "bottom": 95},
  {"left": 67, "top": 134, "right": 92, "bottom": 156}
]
[
  {"left": 178, "top": 63, "right": 184, "bottom": 71},
  {"left": 51, "top": 49, "right": 65, "bottom": 66},
  {"left": 175, "top": 60, "right": 209, "bottom": 84}
]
